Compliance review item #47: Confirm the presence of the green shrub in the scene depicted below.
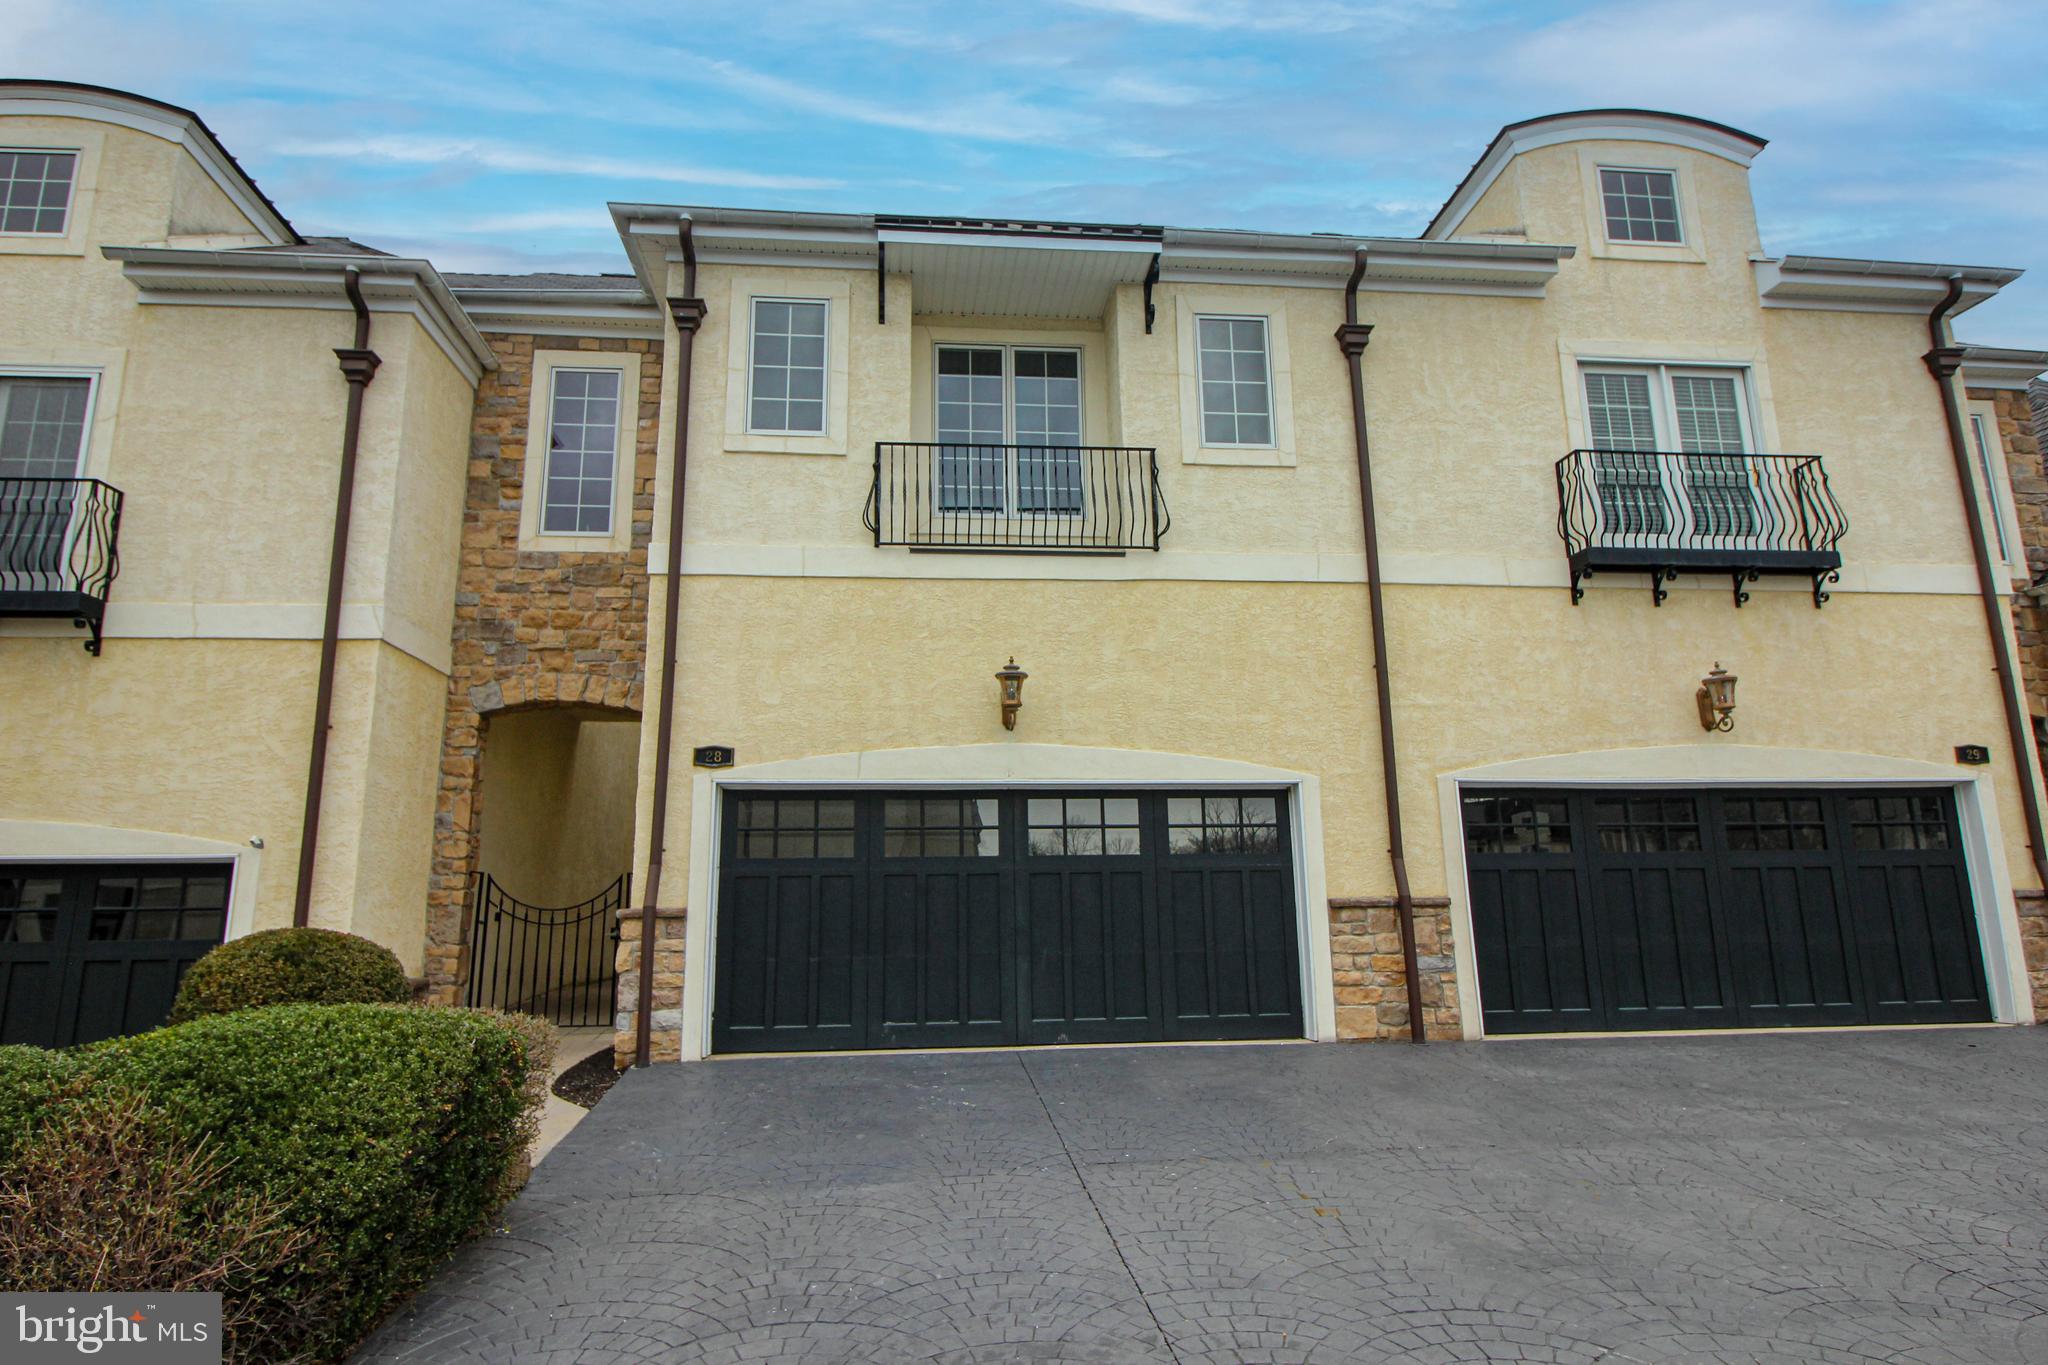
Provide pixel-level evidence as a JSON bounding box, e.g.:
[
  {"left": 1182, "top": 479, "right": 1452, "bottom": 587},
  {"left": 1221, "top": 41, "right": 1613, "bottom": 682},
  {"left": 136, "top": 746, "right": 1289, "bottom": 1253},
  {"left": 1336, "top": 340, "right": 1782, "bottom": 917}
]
[
  {"left": 167, "top": 927, "right": 410, "bottom": 1023},
  {"left": 0, "top": 1045, "right": 81, "bottom": 1163},
  {"left": 0, "top": 1087, "right": 332, "bottom": 1364},
  {"left": 0, "top": 1005, "right": 551, "bottom": 1363}
]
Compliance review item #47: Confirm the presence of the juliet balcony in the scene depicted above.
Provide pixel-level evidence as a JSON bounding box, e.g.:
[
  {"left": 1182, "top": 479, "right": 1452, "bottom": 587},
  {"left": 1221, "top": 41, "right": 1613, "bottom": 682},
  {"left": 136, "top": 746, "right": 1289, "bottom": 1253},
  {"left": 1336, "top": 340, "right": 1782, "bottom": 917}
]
[
  {"left": 865, "top": 442, "right": 1170, "bottom": 554},
  {"left": 1556, "top": 449, "right": 1847, "bottom": 607},
  {"left": 0, "top": 477, "right": 124, "bottom": 653}
]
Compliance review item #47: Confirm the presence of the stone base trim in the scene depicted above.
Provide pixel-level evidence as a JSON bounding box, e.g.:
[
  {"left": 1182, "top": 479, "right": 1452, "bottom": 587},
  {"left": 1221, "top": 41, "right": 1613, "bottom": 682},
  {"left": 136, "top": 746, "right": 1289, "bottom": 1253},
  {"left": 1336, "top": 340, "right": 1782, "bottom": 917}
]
[
  {"left": 2017, "top": 888, "right": 2048, "bottom": 1020},
  {"left": 613, "top": 904, "right": 686, "bottom": 1067},
  {"left": 1327, "top": 896, "right": 1462, "bottom": 1042}
]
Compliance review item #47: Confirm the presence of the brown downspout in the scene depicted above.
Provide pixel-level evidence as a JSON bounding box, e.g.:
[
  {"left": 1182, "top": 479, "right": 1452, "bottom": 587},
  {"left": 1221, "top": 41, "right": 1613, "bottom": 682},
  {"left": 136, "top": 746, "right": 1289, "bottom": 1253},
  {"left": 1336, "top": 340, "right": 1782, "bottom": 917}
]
[
  {"left": 1336, "top": 249, "right": 1425, "bottom": 1043},
  {"left": 293, "top": 268, "right": 380, "bottom": 927},
  {"left": 1925, "top": 278, "right": 2048, "bottom": 891},
  {"left": 636, "top": 224, "right": 706, "bottom": 1066}
]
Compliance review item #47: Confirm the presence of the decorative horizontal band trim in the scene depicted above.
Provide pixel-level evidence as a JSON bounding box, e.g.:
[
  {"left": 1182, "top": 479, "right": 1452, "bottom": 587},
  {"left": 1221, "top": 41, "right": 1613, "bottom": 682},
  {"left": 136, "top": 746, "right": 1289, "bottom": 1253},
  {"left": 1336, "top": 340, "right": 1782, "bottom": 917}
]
[
  {"left": 646, "top": 541, "right": 1996, "bottom": 597},
  {"left": 1330, "top": 896, "right": 1453, "bottom": 910},
  {"left": 0, "top": 601, "right": 452, "bottom": 673}
]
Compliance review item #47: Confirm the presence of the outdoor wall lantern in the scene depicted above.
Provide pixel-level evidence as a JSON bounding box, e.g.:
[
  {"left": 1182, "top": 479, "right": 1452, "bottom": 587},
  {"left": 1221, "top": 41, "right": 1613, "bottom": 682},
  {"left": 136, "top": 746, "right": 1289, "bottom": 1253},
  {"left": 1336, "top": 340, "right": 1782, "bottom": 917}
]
[
  {"left": 996, "top": 657, "right": 1028, "bottom": 731},
  {"left": 1696, "top": 663, "right": 1738, "bottom": 733}
]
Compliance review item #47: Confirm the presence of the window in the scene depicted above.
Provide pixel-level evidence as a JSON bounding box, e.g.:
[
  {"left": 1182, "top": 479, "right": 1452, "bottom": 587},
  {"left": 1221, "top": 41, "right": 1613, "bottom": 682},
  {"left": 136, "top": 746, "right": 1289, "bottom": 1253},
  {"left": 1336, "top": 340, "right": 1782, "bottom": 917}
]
[
  {"left": 1195, "top": 316, "right": 1273, "bottom": 446},
  {"left": 885, "top": 798, "right": 1000, "bottom": 858},
  {"left": 1167, "top": 795, "right": 1280, "bottom": 854},
  {"left": 540, "top": 368, "right": 621, "bottom": 535},
  {"left": 1581, "top": 364, "right": 1756, "bottom": 540},
  {"left": 0, "top": 150, "right": 76, "bottom": 236},
  {"left": 1723, "top": 797, "right": 1828, "bottom": 852},
  {"left": 1598, "top": 167, "right": 1681, "bottom": 244},
  {"left": 0, "top": 376, "right": 93, "bottom": 589},
  {"left": 1593, "top": 796, "right": 1702, "bottom": 853},
  {"left": 0, "top": 376, "right": 90, "bottom": 479},
  {"left": 1462, "top": 794, "right": 1571, "bottom": 855},
  {"left": 734, "top": 798, "right": 855, "bottom": 859},
  {"left": 934, "top": 345, "right": 1083, "bottom": 514},
  {"left": 1028, "top": 797, "right": 1141, "bottom": 856},
  {"left": 748, "top": 299, "right": 827, "bottom": 434},
  {"left": 1848, "top": 794, "right": 1951, "bottom": 851}
]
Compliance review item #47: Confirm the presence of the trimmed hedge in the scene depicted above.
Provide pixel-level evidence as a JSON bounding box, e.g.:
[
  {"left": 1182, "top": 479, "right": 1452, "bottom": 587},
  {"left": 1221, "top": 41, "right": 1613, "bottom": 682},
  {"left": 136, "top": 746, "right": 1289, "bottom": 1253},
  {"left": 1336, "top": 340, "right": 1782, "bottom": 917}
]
[
  {"left": 168, "top": 927, "right": 411, "bottom": 1023},
  {"left": 0, "top": 1004, "right": 552, "bottom": 1363}
]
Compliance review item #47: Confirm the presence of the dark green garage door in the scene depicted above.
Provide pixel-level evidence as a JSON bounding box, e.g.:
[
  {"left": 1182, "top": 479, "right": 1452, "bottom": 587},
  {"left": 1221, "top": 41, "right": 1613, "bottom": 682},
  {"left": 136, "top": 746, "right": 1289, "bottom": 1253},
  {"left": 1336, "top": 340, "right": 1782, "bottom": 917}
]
[
  {"left": 713, "top": 791, "right": 1303, "bottom": 1054},
  {"left": 1465, "top": 788, "right": 1993, "bottom": 1034},
  {"left": 0, "top": 863, "right": 232, "bottom": 1047}
]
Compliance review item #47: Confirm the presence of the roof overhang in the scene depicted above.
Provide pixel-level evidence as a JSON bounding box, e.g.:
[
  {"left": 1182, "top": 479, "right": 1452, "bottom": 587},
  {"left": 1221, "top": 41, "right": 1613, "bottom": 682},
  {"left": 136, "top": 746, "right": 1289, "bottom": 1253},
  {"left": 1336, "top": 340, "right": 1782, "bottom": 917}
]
[
  {"left": 1425, "top": 109, "right": 1767, "bottom": 241},
  {"left": 0, "top": 80, "right": 297, "bottom": 246},
  {"left": 1755, "top": 256, "right": 2021, "bottom": 317},
  {"left": 614, "top": 203, "right": 1574, "bottom": 312},
  {"left": 103, "top": 246, "right": 496, "bottom": 384},
  {"left": 1960, "top": 346, "right": 2048, "bottom": 390},
  {"left": 449, "top": 286, "right": 663, "bottom": 340}
]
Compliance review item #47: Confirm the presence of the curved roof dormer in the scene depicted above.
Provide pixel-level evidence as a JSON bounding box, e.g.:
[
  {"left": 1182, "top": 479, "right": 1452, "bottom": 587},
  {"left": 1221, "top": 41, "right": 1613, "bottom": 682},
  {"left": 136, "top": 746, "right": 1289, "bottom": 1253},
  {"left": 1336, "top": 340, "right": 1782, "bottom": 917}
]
[
  {"left": 1424, "top": 109, "right": 1765, "bottom": 242},
  {"left": 0, "top": 79, "right": 299, "bottom": 246}
]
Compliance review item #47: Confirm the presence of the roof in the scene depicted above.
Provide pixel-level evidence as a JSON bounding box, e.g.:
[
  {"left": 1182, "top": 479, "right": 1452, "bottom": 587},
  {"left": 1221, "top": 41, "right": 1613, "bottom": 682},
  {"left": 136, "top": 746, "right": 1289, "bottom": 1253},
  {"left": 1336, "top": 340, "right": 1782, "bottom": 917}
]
[
  {"left": 1423, "top": 109, "right": 1767, "bottom": 241},
  {"left": 0, "top": 79, "right": 299, "bottom": 245}
]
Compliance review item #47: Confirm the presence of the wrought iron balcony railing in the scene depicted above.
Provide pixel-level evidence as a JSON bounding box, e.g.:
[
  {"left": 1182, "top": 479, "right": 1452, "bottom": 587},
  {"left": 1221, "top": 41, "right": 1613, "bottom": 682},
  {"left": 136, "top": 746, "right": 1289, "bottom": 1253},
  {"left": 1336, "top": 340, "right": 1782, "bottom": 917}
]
[
  {"left": 1556, "top": 449, "right": 1847, "bottom": 607},
  {"left": 865, "top": 442, "right": 1169, "bottom": 553},
  {"left": 0, "top": 477, "right": 124, "bottom": 653}
]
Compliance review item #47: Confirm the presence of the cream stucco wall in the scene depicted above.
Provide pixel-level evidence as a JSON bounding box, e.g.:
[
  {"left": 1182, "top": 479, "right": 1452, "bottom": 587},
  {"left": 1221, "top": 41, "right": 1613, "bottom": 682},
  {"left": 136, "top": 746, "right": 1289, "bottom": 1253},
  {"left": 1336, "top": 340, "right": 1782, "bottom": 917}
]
[
  {"left": 477, "top": 709, "right": 639, "bottom": 909},
  {"left": 0, "top": 108, "right": 477, "bottom": 970},
  {"left": 631, "top": 118, "right": 2045, "bottom": 1054}
]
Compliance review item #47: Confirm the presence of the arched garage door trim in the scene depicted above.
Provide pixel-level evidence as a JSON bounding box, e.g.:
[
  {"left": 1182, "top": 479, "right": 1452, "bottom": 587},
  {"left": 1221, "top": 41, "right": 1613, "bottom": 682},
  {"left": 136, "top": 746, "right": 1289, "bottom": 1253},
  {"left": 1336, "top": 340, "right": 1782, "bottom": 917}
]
[
  {"left": 1436, "top": 746, "right": 2033, "bottom": 1038},
  {"left": 680, "top": 744, "right": 1336, "bottom": 1062}
]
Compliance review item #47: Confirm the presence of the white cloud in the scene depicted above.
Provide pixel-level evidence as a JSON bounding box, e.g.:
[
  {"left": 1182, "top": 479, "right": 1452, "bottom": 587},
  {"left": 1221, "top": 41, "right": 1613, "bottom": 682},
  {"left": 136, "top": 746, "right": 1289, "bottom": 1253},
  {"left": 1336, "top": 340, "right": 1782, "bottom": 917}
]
[
  {"left": 272, "top": 135, "right": 839, "bottom": 191},
  {"left": 1056, "top": 0, "right": 1448, "bottom": 32}
]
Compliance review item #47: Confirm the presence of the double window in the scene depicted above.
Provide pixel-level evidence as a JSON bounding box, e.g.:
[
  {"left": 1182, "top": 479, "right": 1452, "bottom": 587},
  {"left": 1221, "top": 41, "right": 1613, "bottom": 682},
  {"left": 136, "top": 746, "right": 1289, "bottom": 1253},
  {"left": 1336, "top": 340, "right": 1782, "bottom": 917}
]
[
  {"left": 1195, "top": 315, "right": 1273, "bottom": 447},
  {"left": 0, "top": 150, "right": 76, "bottom": 236},
  {"left": 934, "top": 345, "right": 1082, "bottom": 514},
  {"left": 0, "top": 375, "right": 93, "bottom": 588},
  {"left": 1598, "top": 167, "right": 1681, "bottom": 244},
  {"left": 747, "top": 298, "right": 827, "bottom": 435},
  {"left": 1582, "top": 364, "right": 1756, "bottom": 539},
  {"left": 540, "top": 368, "right": 621, "bottom": 535}
]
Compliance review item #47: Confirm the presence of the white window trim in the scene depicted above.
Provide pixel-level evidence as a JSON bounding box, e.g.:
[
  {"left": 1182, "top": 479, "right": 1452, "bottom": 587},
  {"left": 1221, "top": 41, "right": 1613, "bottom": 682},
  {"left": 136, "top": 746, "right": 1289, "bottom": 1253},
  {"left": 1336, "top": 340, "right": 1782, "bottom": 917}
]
[
  {"left": 0, "top": 125, "right": 100, "bottom": 258},
  {"left": 0, "top": 145, "right": 80, "bottom": 239},
  {"left": 1594, "top": 164, "right": 1685, "bottom": 248},
  {"left": 721, "top": 273, "right": 852, "bottom": 456},
  {"left": 744, "top": 296, "right": 831, "bottom": 438},
  {"left": 1190, "top": 314, "right": 1278, "bottom": 450},
  {"left": 1576, "top": 148, "right": 1706, "bottom": 264},
  {"left": 1174, "top": 290, "right": 1297, "bottom": 467},
  {"left": 929, "top": 341, "right": 1087, "bottom": 520},
  {"left": 1966, "top": 399, "right": 2030, "bottom": 587},
  {"left": 518, "top": 348, "right": 642, "bottom": 554},
  {"left": 0, "top": 367, "right": 99, "bottom": 480},
  {"left": 1558, "top": 341, "right": 1782, "bottom": 456},
  {"left": 1578, "top": 361, "right": 1757, "bottom": 453}
]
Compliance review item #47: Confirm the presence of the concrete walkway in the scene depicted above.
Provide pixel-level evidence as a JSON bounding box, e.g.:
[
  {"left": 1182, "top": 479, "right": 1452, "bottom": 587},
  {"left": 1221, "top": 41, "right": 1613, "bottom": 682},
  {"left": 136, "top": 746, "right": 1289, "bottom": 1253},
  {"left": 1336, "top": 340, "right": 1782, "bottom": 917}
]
[
  {"left": 532, "top": 1025, "right": 612, "bottom": 1165},
  {"left": 359, "top": 1029, "right": 2048, "bottom": 1363}
]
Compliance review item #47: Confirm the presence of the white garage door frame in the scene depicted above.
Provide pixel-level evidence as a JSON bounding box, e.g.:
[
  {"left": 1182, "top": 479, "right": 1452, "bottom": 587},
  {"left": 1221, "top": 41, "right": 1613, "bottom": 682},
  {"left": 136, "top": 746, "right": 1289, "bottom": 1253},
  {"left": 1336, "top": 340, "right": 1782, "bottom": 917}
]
[
  {"left": 678, "top": 743, "right": 1337, "bottom": 1063},
  {"left": 1437, "top": 745, "right": 2035, "bottom": 1040}
]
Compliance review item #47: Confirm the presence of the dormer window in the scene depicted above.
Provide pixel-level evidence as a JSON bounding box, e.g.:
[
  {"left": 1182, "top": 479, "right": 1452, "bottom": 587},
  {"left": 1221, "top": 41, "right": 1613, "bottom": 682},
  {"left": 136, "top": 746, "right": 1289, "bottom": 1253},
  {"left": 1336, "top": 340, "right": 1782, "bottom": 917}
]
[
  {"left": 1598, "top": 167, "right": 1681, "bottom": 244},
  {"left": 0, "top": 150, "right": 77, "bottom": 235}
]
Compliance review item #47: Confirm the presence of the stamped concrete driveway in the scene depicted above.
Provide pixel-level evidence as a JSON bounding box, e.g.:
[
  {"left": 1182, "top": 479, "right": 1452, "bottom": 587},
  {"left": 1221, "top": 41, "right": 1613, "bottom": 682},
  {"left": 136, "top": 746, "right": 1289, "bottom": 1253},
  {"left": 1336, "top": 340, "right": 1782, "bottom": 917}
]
[{"left": 358, "top": 1030, "right": 2048, "bottom": 1363}]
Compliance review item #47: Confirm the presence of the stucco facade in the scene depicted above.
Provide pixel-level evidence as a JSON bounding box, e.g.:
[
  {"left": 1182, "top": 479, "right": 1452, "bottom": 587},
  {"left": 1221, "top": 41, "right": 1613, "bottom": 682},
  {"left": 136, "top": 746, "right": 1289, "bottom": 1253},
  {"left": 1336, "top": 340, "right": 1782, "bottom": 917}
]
[{"left": 4, "top": 84, "right": 2045, "bottom": 1062}]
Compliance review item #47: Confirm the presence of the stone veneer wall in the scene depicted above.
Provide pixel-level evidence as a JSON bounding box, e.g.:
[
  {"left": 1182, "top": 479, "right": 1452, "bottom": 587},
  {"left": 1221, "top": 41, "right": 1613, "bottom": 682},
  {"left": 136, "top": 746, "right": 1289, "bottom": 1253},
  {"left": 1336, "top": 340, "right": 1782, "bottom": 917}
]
[
  {"left": 423, "top": 331, "right": 661, "bottom": 1006},
  {"left": 1328, "top": 897, "right": 1462, "bottom": 1040}
]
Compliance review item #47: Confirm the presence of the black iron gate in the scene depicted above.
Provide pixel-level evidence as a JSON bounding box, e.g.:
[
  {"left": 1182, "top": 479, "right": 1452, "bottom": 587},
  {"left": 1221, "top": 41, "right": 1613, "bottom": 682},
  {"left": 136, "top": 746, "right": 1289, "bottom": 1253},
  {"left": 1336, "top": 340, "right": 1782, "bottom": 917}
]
[{"left": 464, "top": 873, "right": 626, "bottom": 1027}]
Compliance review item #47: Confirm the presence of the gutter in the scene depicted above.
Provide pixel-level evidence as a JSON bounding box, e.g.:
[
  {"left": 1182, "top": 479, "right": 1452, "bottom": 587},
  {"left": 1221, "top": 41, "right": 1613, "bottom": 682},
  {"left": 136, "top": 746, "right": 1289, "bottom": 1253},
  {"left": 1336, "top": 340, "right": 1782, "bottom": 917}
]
[
  {"left": 1335, "top": 249, "right": 1427, "bottom": 1044},
  {"left": 1925, "top": 279, "right": 2048, "bottom": 892},
  {"left": 636, "top": 223, "right": 707, "bottom": 1067},
  {"left": 292, "top": 268, "right": 381, "bottom": 927}
]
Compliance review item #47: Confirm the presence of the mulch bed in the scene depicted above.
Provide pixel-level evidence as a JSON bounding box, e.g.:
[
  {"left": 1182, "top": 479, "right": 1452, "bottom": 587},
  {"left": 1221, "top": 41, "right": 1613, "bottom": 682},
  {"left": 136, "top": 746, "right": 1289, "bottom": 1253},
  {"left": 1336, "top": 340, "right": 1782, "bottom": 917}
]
[{"left": 551, "top": 1046, "right": 623, "bottom": 1109}]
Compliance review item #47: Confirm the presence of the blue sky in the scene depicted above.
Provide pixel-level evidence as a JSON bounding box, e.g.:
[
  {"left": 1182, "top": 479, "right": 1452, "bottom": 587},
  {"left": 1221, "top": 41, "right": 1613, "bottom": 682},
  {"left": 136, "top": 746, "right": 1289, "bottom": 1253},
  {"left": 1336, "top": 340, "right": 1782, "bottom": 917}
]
[{"left": 8, "top": 0, "right": 2048, "bottom": 343}]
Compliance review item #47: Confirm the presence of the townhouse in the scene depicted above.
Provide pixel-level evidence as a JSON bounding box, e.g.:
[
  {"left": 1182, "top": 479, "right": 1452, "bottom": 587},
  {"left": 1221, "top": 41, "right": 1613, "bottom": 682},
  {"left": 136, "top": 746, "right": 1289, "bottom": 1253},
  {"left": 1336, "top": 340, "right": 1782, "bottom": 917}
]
[{"left": 3, "top": 82, "right": 2045, "bottom": 1067}]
